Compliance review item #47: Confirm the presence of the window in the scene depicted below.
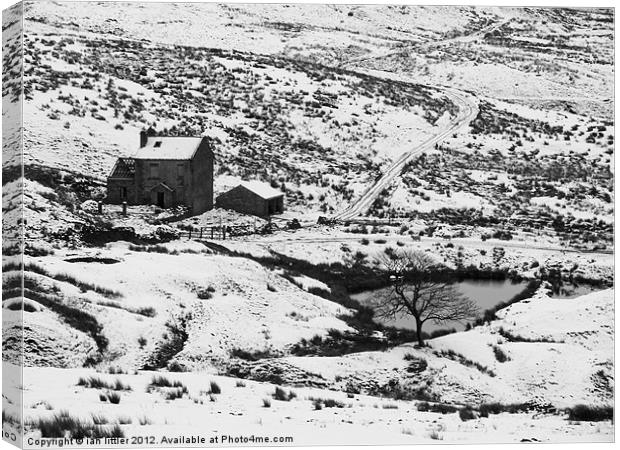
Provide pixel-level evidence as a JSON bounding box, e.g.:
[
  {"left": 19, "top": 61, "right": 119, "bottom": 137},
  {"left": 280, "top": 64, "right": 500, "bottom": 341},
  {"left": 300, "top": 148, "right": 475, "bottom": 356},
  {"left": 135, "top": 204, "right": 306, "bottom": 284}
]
[
  {"left": 120, "top": 187, "right": 127, "bottom": 199},
  {"left": 177, "top": 164, "right": 185, "bottom": 185},
  {"left": 154, "top": 141, "right": 162, "bottom": 148},
  {"left": 149, "top": 163, "right": 160, "bottom": 179}
]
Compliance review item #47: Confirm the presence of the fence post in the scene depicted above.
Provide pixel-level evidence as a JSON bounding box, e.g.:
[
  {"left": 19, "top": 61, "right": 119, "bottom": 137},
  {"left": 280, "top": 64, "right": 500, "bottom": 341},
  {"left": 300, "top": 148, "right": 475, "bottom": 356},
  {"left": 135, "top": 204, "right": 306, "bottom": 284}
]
[
  {"left": 222, "top": 227, "right": 226, "bottom": 240},
  {"left": 211, "top": 228, "right": 214, "bottom": 239},
  {"left": 200, "top": 228, "right": 203, "bottom": 239},
  {"left": 189, "top": 229, "right": 192, "bottom": 240},
  {"left": 122, "top": 202, "right": 127, "bottom": 216},
  {"left": 98, "top": 201, "right": 103, "bottom": 214}
]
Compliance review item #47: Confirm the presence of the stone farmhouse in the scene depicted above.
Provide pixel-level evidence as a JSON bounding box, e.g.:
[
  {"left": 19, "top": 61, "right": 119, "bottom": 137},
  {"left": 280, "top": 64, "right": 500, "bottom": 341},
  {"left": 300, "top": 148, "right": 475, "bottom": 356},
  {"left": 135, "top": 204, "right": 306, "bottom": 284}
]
[{"left": 107, "top": 129, "right": 214, "bottom": 213}]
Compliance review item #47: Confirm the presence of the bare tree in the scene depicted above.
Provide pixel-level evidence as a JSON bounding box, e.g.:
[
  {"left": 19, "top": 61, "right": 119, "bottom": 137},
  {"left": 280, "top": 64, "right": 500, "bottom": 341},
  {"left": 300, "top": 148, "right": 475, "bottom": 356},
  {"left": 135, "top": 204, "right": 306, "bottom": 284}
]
[{"left": 373, "top": 248, "right": 478, "bottom": 346}]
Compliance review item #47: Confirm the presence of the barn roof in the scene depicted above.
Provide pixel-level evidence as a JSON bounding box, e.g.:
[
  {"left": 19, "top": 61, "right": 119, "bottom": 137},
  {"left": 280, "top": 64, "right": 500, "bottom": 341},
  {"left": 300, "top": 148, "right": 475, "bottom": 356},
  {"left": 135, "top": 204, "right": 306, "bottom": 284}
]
[
  {"left": 239, "top": 181, "right": 284, "bottom": 200},
  {"left": 133, "top": 136, "right": 205, "bottom": 160}
]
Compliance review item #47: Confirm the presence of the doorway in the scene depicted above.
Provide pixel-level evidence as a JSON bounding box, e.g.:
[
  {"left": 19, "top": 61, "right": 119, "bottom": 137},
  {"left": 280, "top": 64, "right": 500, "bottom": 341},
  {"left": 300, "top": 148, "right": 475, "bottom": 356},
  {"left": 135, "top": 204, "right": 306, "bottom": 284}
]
[{"left": 157, "top": 192, "right": 165, "bottom": 208}]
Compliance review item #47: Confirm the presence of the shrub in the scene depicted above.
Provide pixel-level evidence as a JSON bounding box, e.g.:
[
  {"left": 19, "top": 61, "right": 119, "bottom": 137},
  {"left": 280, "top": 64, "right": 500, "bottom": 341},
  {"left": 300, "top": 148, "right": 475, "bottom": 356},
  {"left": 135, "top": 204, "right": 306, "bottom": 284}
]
[
  {"left": 429, "top": 328, "right": 457, "bottom": 339},
  {"left": 142, "top": 313, "right": 190, "bottom": 370},
  {"left": 262, "top": 399, "right": 271, "bottom": 408},
  {"left": 273, "top": 387, "right": 296, "bottom": 401},
  {"left": 429, "top": 431, "right": 443, "bottom": 440},
  {"left": 566, "top": 405, "right": 613, "bottom": 422},
  {"left": 2, "top": 411, "right": 18, "bottom": 426},
  {"left": 168, "top": 361, "right": 188, "bottom": 372},
  {"left": 135, "top": 307, "right": 157, "bottom": 318},
  {"left": 52, "top": 271, "right": 122, "bottom": 299},
  {"left": 235, "top": 381, "right": 246, "bottom": 388},
  {"left": 230, "top": 348, "right": 278, "bottom": 361},
  {"left": 496, "top": 327, "right": 560, "bottom": 343},
  {"left": 90, "top": 414, "right": 108, "bottom": 425},
  {"left": 106, "top": 392, "right": 121, "bottom": 404},
  {"left": 148, "top": 376, "right": 185, "bottom": 389},
  {"left": 209, "top": 381, "right": 221, "bottom": 395},
  {"left": 417, "top": 402, "right": 457, "bottom": 414},
  {"left": 6, "top": 301, "right": 37, "bottom": 312},
  {"left": 479, "top": 402, "right": 532, "bottom": 417},
  {"left": 197, "top": 289, "right": 213, "bottom": 300},
  {"left": 138, "top": 416, "right": 153, "bottom": 426},
  {"left": 459, "top": 406, "right": 476, "bottom": 421},
  {"left": 33, "top": 412, "right": 124, "bottom": 438},
  {"left": 492, "top": 345, "right": 510, "bottom": 363},
  {"left": 432, "top": 349, "right": 496, "bottom": 377},
  {"left": 128, "top": 244, "right": 172, "bottom": 254},
  {"left": 117, "top": 416, "right": 132, "bottom": 425},
  {"left": 164, "top": 387, "right": 187, "bottom": 400},
  {"left": 77, "top": 377, "right": 131, "bottom": 391},
  {"left": 312, "top": 398, "right": 344, "bottom": 408}
]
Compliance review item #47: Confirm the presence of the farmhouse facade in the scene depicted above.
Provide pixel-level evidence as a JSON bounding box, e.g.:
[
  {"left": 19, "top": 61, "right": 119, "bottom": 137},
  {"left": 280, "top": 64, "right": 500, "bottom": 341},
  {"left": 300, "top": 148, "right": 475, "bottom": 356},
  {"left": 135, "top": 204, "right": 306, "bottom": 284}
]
[
  {"left": 107, "top": 130, "right": 214, "bottom": 213},
  {"left": 216, "top": 181, "right": 284, "bottom": 217}
]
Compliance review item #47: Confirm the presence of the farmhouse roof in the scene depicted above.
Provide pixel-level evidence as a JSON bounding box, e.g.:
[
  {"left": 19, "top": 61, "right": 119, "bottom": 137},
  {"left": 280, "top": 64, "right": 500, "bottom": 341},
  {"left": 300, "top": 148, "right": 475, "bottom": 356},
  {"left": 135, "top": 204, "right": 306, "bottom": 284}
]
[
  {"left": 239, "top": 181, "right": 284, "bottom": 200},
  {"left": 133, "top": 136, "right": 205, "bottom": 160},
  {"left": 109, "top": 157, "right": 135, "bottom": 178}
]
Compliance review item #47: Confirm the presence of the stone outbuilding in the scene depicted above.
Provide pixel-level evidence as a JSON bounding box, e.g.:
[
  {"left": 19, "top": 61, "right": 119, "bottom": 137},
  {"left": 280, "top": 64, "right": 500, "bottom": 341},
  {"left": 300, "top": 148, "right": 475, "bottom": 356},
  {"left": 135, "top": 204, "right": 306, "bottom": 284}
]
[{"left": 216, "top": 181, "right": 284, "bottom": 217}]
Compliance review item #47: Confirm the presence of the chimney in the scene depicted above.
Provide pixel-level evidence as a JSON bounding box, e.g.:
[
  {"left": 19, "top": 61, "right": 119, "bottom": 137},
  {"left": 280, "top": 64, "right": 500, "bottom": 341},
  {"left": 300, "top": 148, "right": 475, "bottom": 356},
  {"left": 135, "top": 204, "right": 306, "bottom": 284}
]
[{"left": 139, "top": 130, "right": 148, "bottom": 148}]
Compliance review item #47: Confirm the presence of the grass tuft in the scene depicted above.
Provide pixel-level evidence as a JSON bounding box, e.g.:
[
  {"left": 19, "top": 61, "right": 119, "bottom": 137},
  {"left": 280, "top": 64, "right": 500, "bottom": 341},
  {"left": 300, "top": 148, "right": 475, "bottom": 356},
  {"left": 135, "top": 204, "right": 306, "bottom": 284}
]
[
  {"left": 77, "top": 377, "right": 131, "bottom": 391},
  {"left": 32, "top": 412, "right": 124, "bottom": 438},
  {"left": 148, "top": 376, "right": 185, "bottom": 389}
]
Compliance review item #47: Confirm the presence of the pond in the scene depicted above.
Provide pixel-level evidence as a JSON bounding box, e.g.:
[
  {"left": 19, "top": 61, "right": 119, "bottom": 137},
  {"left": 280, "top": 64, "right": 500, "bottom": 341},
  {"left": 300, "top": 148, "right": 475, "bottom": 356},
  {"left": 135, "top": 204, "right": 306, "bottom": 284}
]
[
  {"left": 548, "top": 283, "right": 603, "bottom": 299},
  {"left": 351, "top": 279, "right": 530, "bottom": 333},
  {"left": 351, "top": 279, "right": 605, "bottom": 333}
]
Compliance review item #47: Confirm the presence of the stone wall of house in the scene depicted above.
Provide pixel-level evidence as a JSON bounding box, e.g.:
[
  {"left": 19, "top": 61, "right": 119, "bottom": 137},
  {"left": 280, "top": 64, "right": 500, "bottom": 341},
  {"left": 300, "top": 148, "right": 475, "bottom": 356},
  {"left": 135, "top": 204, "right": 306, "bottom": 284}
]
[
  {"left": 106, "top": 178, "right": 137, "bottom": 204},
  {"left": 189, "top": 140, "right": 214, "bottom": 213},
  {"left": 134, "top": 159, "right": 190, "bottom": 208}
]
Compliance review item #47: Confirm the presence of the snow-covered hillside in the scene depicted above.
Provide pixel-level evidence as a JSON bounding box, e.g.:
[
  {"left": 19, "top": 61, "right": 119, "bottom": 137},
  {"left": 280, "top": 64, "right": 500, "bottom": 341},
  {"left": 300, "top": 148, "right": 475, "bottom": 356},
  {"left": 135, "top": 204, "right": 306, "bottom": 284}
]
[
  {"left": 1, "top": 2, "right": 611, "bottom": 245},
  {"left": 4, "top": 243, "right": 352, "bottom": 369},
  {"left": 2, "top": 3, "right": 614, "bottom": 445},
  {"left": 3, "top": 283, "right": 613, "bottom": 443}
]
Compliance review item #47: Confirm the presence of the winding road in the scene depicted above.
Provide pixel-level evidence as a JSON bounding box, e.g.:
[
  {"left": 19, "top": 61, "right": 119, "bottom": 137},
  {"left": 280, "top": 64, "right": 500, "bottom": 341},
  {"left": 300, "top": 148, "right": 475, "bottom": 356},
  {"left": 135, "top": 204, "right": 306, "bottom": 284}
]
[{"left": 333, "top": 87, "right": 479, "bottom": 220}]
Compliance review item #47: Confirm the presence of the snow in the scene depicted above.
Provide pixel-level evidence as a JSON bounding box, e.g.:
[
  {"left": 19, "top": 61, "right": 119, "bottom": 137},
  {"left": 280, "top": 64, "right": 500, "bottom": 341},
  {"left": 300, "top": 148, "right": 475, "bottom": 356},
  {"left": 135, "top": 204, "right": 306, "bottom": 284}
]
[
  {"left": 133, "top": 136, "right": 204, "bottom": 160},
  {"left": 2, "top": 3, "right": 614, "bottom": 445},
  {"left": 5, "top": 286, "right": 614, "bottom": 444},
  {"left": 6, "top": 364, "right": 610, "bottom": 445},
  {"left": 19, "top": 248, "right": 352, "bottom": 368},
  {"left": 238, "top": 181, "right": 284, "bottom": 200}
]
